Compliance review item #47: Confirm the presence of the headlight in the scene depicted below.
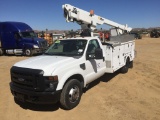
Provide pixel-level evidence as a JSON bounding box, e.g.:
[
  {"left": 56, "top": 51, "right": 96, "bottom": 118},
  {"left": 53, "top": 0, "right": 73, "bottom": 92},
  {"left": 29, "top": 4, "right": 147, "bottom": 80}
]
[
  {"left": 44, "top": 75, "right": 58, "bottom": 91},
  {"left": 39, "top": 71, "right": 44, "bottom": 75},
  {"left": 33, "top": 45, "right": 39, "bottom": 48}
]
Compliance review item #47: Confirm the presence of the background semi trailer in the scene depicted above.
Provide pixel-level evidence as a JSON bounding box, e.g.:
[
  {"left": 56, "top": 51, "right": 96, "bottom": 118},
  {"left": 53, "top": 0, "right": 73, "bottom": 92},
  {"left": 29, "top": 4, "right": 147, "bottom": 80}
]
[{"left": 0, "top": 22, "right": 48, "bottom": 56}]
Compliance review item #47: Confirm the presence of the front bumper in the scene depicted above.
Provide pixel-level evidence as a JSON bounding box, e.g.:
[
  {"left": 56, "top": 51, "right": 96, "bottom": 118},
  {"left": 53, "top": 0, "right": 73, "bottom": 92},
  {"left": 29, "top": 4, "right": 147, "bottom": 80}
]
[
  {"left": 32, "top": 48, "right": 47, "bottom": 54},
  {"left": 10, "top": 82, "right": 61, "bottom": 104}
]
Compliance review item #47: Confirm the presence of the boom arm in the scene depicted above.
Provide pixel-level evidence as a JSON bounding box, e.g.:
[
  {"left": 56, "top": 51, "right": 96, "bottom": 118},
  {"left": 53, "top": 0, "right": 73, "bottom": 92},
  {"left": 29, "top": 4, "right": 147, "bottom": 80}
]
[{"left": 62, "top": 4, "right": 132, "bottom": 36}]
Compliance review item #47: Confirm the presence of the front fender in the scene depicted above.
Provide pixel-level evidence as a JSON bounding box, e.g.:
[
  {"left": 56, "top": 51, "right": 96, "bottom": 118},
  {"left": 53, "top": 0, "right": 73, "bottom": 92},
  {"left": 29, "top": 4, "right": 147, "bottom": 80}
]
[
  {"left": 24, "top": 43, "right": 34, "bottom": 49},
  {"left": 56, "top": 69, "right": 85, "bottom": 91}
]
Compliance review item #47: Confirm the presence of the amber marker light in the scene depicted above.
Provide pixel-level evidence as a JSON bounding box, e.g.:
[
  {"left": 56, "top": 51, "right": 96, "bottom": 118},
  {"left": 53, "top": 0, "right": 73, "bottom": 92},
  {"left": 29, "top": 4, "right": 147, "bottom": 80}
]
[
  {"left": 48, "top": 76, "right": 58, "bottom": 81},
  {"left": 90, "top": 10, "right": 94, "bottom": 16}
]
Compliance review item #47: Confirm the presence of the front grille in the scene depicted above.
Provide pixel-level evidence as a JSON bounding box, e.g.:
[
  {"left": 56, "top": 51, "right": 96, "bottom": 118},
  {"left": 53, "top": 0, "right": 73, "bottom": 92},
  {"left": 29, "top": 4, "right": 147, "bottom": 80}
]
[
  {"left": 11, "top": 66, "right": 44, "bottom": 91},
  {"left": 39, "top": 41, "right": 48, "bottom": 49}
]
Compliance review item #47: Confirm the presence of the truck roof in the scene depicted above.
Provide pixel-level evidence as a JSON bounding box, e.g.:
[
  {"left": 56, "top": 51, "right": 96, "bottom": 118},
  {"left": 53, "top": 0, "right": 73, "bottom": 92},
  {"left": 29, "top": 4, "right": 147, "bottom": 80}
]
[
  {"left": 64, "top": 36, "right": 99, "bottom": 40},
  {"left": 0, "top": 21, "right": 33, "bottom": 32}
]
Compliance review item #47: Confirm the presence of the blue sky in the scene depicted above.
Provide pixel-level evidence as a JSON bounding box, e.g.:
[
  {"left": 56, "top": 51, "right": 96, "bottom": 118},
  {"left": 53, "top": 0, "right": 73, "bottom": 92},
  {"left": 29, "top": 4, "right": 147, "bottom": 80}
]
[{"left": 0, "top": 0, "right": 160, "bottom": 30}]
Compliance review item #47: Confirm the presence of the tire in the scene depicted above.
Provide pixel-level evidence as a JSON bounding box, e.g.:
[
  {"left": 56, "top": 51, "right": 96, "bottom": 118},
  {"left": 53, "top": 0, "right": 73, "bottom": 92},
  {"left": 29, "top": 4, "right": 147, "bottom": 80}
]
[
  {"left": 60, "top": 79, "right": 82, "bottom": 110},
  {"left": 121, "top": 58, "right": 129, "bottom": 73},
  {"left": 0, "top": 48, "right": 3, "bottom": 56},
  {"left": 150, "top": 34, "right": 153, "bottom": 38},
  {"left": 129, "top": 61, "right": 133, "bottom": 68},
  {"left": 24, "top": 49, "right": 33, "bottom": 56},
  {"left": 139, "top": 36, "right": 142, "bottom": 39},
  {"left": 156, "top": 34, "right": 159, "bottom": 38},
  {"left": 14, "top": 97, "right": 24, "bottom": 104}
]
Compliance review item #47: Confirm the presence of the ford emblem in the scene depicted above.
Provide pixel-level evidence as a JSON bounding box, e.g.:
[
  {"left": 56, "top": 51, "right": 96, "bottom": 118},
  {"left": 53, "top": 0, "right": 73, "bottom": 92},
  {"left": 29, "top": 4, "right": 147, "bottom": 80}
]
[{"left": 18, "top": 78, "right": 25, "bottom": 82}]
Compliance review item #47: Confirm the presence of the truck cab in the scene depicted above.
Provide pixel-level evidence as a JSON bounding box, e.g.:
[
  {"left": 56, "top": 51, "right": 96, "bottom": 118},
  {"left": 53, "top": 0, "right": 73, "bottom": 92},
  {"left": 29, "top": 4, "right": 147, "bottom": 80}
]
[{"left": 0, "top": 22, "right": 48, "bottom": 56}]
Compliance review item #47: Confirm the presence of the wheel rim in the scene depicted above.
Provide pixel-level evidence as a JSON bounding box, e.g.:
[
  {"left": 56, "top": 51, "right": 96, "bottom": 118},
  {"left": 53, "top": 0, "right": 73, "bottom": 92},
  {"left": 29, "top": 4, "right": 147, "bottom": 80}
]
[
  {"left": 69, "top": 85, "right": 80, "bottom": 103},
  {"left": 25, "top": 49, "right": 30, "bottom": 56}
]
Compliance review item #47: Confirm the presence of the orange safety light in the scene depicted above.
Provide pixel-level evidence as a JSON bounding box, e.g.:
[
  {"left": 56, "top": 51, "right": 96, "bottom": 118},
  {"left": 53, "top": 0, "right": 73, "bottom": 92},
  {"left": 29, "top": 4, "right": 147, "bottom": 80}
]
[
  {"left": 90, "top": 10, "right": 94, "bottom": 16},
  {"left": 48, "top": 76, "right": 58, "bottom": 81}
]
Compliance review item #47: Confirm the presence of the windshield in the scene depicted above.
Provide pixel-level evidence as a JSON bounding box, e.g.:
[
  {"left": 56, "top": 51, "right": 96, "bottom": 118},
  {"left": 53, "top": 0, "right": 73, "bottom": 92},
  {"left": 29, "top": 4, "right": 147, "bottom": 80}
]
[
  {"left": 20, "top": 31, "right": 37, "bottom": 38},
  {"left": 45, "top": 39, "right": 87, "bottom": 57}
]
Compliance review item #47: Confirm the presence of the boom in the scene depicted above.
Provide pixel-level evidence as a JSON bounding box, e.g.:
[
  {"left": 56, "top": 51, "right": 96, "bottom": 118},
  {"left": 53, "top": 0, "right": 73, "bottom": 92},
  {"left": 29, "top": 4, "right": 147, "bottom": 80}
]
[{"left": 62, "top": 4, "right": 132, "bottom": 36}]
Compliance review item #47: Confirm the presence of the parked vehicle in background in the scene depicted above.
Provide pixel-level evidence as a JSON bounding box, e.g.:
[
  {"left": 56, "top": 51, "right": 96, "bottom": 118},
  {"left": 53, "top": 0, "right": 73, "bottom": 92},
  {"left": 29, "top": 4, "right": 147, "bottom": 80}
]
[
  {"left": 150, "top": 29, "right": 160, "bottom": 38},
  {"left": 38, "top": 32, "right": 64, "bottom": 46},
  {"left": 0, "top": 22, "right": 48, "bottom": 56},
  {"left": 130, "top": 32, "right": 142, "bottom": 39}
]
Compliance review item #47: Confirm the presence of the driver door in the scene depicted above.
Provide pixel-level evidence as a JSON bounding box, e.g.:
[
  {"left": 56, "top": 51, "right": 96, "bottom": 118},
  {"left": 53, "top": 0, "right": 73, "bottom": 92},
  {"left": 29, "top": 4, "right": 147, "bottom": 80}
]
[{"left": 84, "top": 39, "right": 106, "bottom": 84}]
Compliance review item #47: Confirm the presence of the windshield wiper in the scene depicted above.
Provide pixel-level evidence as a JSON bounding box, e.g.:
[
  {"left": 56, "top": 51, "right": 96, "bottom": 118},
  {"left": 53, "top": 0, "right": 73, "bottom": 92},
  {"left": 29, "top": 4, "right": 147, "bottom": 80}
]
[
  {"left": 44, "top": 53, "right": 67, "bottom": 56},
  {"left": 55, "top": 53, "right": 68, "bottom": 56},
  {"left": 44, "top": 53, "right": 52, "bottom": 55},
  {"left": 44, "top": 53, "right": 82, "bottom": 57}
]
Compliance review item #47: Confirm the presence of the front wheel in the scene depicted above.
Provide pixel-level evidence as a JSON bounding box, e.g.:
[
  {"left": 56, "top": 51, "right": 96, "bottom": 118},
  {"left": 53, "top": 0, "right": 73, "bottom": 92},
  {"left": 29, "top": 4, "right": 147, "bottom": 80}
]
[
  {"left": 24, "top": 49, "right": 33, "bottom": 56},
  {"left": 60, "top": 79, "right": 82, "bottom": 110}
]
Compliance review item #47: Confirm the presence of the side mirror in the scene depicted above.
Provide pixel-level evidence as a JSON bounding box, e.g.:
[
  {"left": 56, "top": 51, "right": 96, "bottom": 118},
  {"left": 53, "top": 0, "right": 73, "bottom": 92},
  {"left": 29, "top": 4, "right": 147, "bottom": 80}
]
[
  {"left": 86, "top": 53, "right": 94, "bottom": 60},
  {"left": 95, "top": 48, "right": 103, "bottom": 59},
  {"left": 86, "top": 48, "right": 103, "bottom": 60}
]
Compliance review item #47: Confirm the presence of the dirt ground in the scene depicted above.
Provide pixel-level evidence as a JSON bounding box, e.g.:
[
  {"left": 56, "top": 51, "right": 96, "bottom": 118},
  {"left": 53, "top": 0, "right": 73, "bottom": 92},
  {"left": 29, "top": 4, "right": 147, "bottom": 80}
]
[{"left": 0, "top": 37, "right": 160, "bottom": 120}]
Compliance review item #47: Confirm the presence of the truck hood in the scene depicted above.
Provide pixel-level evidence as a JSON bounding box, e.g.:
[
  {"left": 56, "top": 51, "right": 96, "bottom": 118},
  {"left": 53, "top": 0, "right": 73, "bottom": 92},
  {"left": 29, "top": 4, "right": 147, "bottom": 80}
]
[
  {"left": 23, "top": 37, "right": 45, "bottom": 44},
  {"left": 13, "top": 55, "right": 75, "bottom": 75},
  {"left": 22, "top": 37, "right": 47, "bottom": 49}
]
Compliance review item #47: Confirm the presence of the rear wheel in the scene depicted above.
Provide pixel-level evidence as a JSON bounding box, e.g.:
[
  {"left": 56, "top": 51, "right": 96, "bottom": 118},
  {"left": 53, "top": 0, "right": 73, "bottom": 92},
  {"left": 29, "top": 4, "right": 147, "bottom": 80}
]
[
  {"left": 121, "top": 58, "right": 130, "bottom": 73},
  {"left": 156, "top": 34, "right": 159, "bottom": 38},
  {"left": 60, "top": 79, "right": 82, "bottom": 110},
  {"left": 129, "top": 61, "right": 133, "bottom": 68},
  {"left": 0, "top": 48, "right": 4, "bottom": 56},
  {"left": 24, "top": 49, "right": 33, "bottom": 56}
]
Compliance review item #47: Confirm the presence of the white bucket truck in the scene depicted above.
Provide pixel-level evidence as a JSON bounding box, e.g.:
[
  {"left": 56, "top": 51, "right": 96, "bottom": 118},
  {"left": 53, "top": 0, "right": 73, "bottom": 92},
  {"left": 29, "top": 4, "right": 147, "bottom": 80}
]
[{"left": 10, "top": 4, "right": 135, "bottom": 110}]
